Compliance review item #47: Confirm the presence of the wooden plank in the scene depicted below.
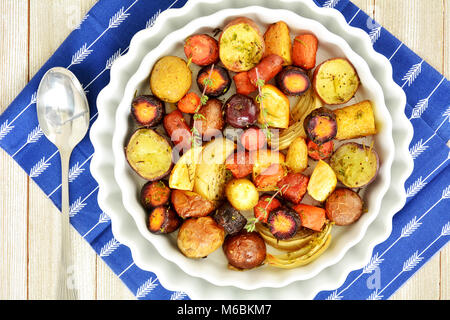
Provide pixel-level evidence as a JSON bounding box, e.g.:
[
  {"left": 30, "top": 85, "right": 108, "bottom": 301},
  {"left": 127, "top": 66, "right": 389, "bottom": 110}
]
[
  {"left": 0, "top": 0, "right": 29, "bottom": 300},
  {"left": 374, "top": 0, "right": 444, "bottom": 300},
  {"left": 27, "top": 0, "right": 97, "bottom": 300}
]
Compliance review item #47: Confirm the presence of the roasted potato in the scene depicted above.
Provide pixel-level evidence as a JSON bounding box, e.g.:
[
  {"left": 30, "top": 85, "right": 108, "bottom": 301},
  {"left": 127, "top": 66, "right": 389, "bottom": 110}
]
[
  {"left": 219, "top": 17, "right": 265, "bottom": 72},
  {"left": 312, "top": 58, "right": 360, "bottom": 105},
  {"left": 193, "top": 98, "right": 225, "bottom": 141},
  {"left": 330, "top": 142, "right": 379, "bottom": 188},
  {"left": 223, "top": 231, "right": 266, "bottom": 269},
  {"left": 257, "top": 84, "right": 290, "bottom": 129},
  {"left": 150, "top": 56, "right": 192, "bottom": 103},
  {"left": 240, "top": 127, "right": 267, "bottom": 151},
  {"left": 307, "top": 160, "right": 337, "bottom": 202},
  {"left": 334, "top": 100, "right": 377, "bottom": 140},
  {"left": 213, "top": 203, "right": 247, "bottom": 235},
  {"left": 171, "top": 189, "right": 215, "bottom": 219},
  {"left": 177, "top": 216, "right": 225, "bottom": 258},
  {"left": 131, "top": 95, "right": 165, "bottom": 127},
  {"left": 169, "top": 146, "right": 203, "bottom": 191},
  {"left": 225, "top": 178, "right": 259, "bottom": 211},
  {"left": 148, "top": 206, "right": 181, "bottom": 234},
  {"left": 263, "top": 21, "right": 292, "bottom": 66},
  {"left": 303, "top": 107, "right": 337, "bottom": 145},
  {"left": 194, "top": 138, "right": 236, "bottom": 203},
  {"left": 325, "top": 188, "right": 363, "bottom": 226},
  {"left": 125, "top": 129, "right": 173, "bottom": 181},
  {"left": 285, "top": 136, "right": 308, "bottom": 173}
]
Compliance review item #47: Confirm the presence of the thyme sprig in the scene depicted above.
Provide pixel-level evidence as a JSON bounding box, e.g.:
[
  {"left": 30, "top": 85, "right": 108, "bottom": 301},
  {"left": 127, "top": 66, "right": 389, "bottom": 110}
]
[
  {"left": 254, "top": 68, "right": 273, "bottom": 140},
  {"left": 191, "top": 64, "right": 215, "bottom": 147},
  {"left": 244, "top": 184, "right": 290, "bottom": 232}
]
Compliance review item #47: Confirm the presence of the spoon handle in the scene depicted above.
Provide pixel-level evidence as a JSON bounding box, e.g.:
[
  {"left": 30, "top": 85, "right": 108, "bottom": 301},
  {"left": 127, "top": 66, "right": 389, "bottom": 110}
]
[{"left": 56, "top": 150, "right": 78, "bottom": 300}]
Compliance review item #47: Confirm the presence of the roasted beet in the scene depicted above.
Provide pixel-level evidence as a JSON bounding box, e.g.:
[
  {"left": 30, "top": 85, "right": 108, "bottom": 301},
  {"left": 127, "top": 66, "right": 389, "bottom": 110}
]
[
  {"left": 277, "top": 172, "right": 309, "bottom": 205},
  {"left": 268, "top": 207, "right": 302, "bottom": 240},
  {"left": 213, "top": 203, "right": 247, "bottom": 235},
  {"left": 148, "top": 206, "right": 181, "bottom": 234},
  {"left": 197, "top": 65, "right": 231, "bottom": 97},
  {"left": 253, "top": 195, "right": 282, "bottom": 224},
  {"left": 184, "top": 34, "right": 219, "bottom": 66},
  {"left": 141, "top": 181, "right": 171, "bottom": 209},
  {"left": 303, "top": 107, "right": 337, "bottom": 145},
  {"left": 131, "top": 95, "right": 165, "bottom": 127},
  {"left": 276, "top": 66, "right": 311, "bottom": 96},
  {"left": 225, "top": 94, "right": 259, "bottom": 128}
]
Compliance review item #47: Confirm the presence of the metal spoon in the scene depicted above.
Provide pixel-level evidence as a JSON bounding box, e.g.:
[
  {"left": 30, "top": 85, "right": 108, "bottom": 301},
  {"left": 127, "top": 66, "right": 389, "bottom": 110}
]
[{"left": 36, "top": 67, "right": 90, "bottom": 300}]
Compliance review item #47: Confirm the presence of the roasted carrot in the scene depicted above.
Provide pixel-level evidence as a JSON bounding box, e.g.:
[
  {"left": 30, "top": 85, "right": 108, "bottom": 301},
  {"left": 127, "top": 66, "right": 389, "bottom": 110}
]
[
  {"left": 253, "top": 163, "right": 286, "bottom": 190},
  {"left": 307, "top": 139, "right": 334, "bottom": 160},
  {"left": 277, "top": 172, "right": 309, "bottom": 204},
  {"left": 293, "top": 204, "right": 326, "bottom": 232},
  {"left": 292, "top": 34, "right": 318, "bottom": 70},
  {"left": 226, "top": 151, "right": 254, "bottom": 179},
  {"left": 177, "top": 92, "right": 201, "bottom": 114},
  {"left": 184, "top": 34, "right": 219, "bottom": 66},
  {"left": 254, "top": 194, "right": 281, "bottom": 223},
  {"left": 233, "top": 71, "right": 257, "bottom": 95}
]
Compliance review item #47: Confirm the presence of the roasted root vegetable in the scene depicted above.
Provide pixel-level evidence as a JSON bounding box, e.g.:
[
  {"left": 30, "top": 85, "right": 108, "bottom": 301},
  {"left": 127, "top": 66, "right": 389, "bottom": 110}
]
[
  {"left": 163, "top": 110, "right": 192, "bottom": 152},
  {"left": 334, "top": 100, "right": 377, "bottom": 140},
  {"left": 257, "top": 84, "right": 290, "bottom": 129},
  {"left": 256, "top": 223, "right": 314, "bottom": 252},
  {"left": 248, "top": 54, "right": 284, "bottom": 86},
  {"left": 131, "top": 95, "right": 165, "bottom": 127},
  {"left": 184, "top": 34, "right": 219, "bottom": 66},
  {"left": 177, "top": 92, "right": 201, "bottom": 114},
  {"left": 197, "top": 65, "right": 231, "bottom": 97},
  {"left": 193, "top": 98, "right": 225, "bottom": 140},
  {"left": 177, "top": 216, "right": 225, "bottom": 258},
  {"left": 307, "top": 139, "right": 334, "bottom": 161},
  {"left": 141, "top": 181, "right": 171, "bottom": 209},
  {"left": 276, "top": 66, "right": 311, "bottom": 96},
  {"left": 265, "top": 222, "right": 332, "bottom": 268},
  {"left": 150, "top": 56, "right": 192, "bottom": 103},
  {"left": 268, "top": 207, "right": 302, "bottom": 240},
  {"left": 171, "top": 189, "right": 215, "bottom": 219},
  {"left": 292, "top": 34, "right": 318, "bottom": 70},
  {"left": 240, "top": 127, "right": 267, "bottom": 151},
  {"left": 285, "top": 136, "right": 308, "bottom": 173},
  {"left": 233, "top": 72, "right": 257, "bottom": 96},
  {"left": 169, "top": 146, "right": 203, "bottom": 191},
  {"left": 253, "top": 163, "right": 286, "bottom": 191},
  {"left": 225, "top": 151, "right": 253, "bottom": 179},
  {"left": 253, "top": 195, "right": 282, "bottom": 224},
  {"left": 225, "top": 94, "right": 259, "bottom": 128},
  {"left": 263, "top": 21, "right": 292, "bottom": 66},
  {"left": 213, "top": 203, "right": 247, "bottom": 235},
  {"left": 251, "top": 150, "right": 286, "bottom": 191},
  {"left": 303, "top": 107, "right": 337, "bottom": 145},
  {"left": 293, "top": 204, "right": 326, "bottom": 232},
  {"left": 325, "top": 188, "right": 363, "bottom": 226},
  {"left": 125, "top": 129, "right": 173, "bottom": 181},
  {"left": 307, "top": 160, "right": 337, "bottom": 202},
  {"left": 194, "top": 138, "right": 236, "bottom": 203},
  {"left": 148, "top": 206, "right": 181, "bottom": 234},
  {"left": 330, "top": 142, "right": 379, "bottom": 188},
  {"left": 219, "top": 17, "right": 265, "bottom": 72},
  {"left": 225, "top": 178, "right": 259, "bottom": 211},
  {"left": 223, "top": 231, "right": 266, "bottom": 269},
  {"left": 277, "top": 172, "right": 309, "bottom": 205},
  {"left": 312, "top": 58, "right": 360, "bottom": 105}
]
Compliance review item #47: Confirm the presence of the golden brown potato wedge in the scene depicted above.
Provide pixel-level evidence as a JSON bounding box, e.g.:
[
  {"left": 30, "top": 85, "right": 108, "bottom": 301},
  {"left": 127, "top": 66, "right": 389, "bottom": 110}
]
[
  {"left": 263, "top": 21, "right": 292, "bottom": 66},
  {"left": 334, "top": 100, "right": 377, "bottom": 140},
  {"left": 307, "top": 160, "right": 337, "bottom": 202}
]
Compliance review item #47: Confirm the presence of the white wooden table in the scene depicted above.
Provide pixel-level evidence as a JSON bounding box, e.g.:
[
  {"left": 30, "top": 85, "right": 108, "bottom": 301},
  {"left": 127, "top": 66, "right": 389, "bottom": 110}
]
[{"left": 0, "top": 0, "right": 448, "bottom": 300}]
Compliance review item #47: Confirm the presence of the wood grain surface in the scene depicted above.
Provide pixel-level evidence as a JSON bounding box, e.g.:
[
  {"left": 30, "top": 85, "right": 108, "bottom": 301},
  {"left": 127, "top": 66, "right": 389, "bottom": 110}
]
[{"left": 0, "top": 0, "right": 448, "bottom": 300}]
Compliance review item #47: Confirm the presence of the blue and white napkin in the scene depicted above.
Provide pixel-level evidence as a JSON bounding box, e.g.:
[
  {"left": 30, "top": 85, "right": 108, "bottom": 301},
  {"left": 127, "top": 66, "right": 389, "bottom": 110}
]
[{"left": 0, "top": 0, "right": 448, "bottom": 300}]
